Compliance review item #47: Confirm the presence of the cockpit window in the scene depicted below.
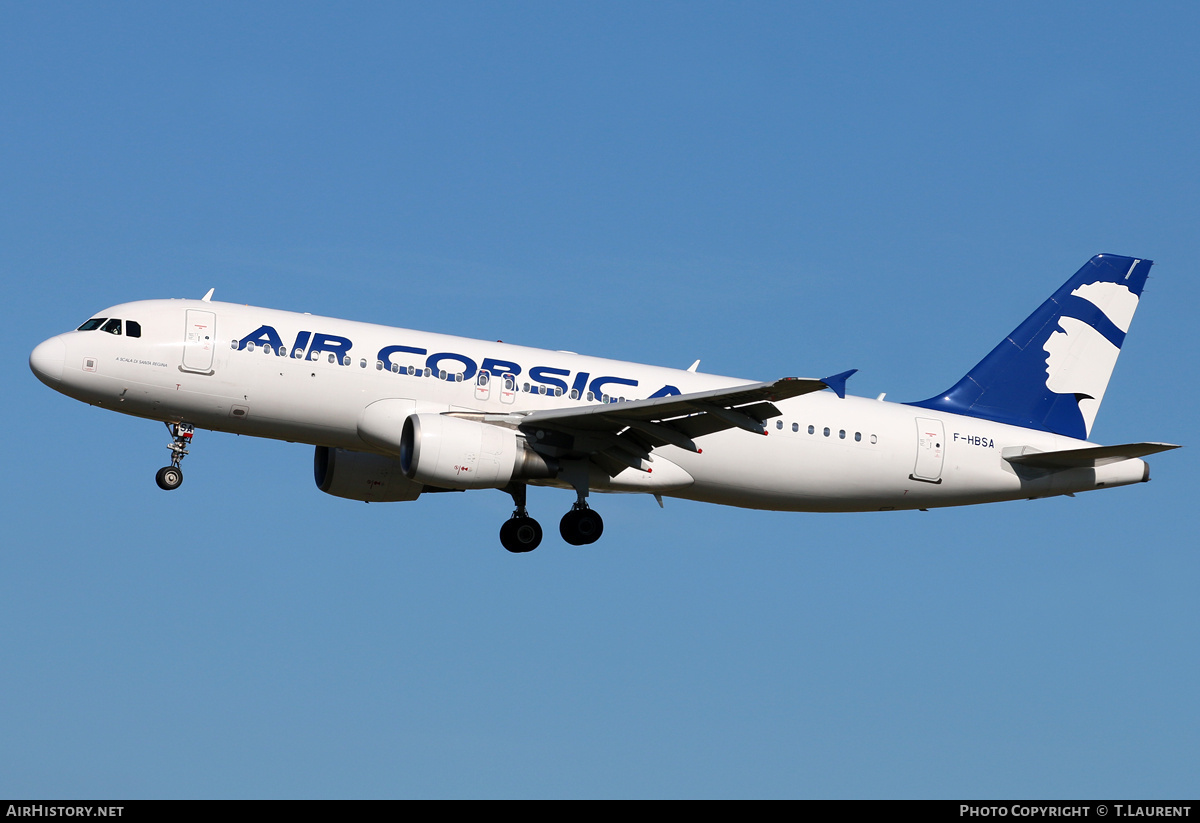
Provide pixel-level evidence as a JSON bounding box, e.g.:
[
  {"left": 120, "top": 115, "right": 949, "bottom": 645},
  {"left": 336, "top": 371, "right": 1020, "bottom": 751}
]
[
  {"left": 101, "top": 318, "right": 122, "bottom": 335},
  {"left": 126, "top": 321, "right": 141, "bottom": 338},
  {"left": 77, "top": 318, "right": 107, "bottom": 331}
]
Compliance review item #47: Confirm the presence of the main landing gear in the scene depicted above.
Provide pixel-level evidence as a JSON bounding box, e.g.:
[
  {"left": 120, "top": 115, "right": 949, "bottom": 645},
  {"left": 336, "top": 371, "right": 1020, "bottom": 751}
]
[
  {"left": 155, "top": 422, "right": 193, "bottom": 491},
  {"left": 559, "top": 501, "right": 603, "bottom": 546},
  {"left": 498, "top": 483, "right": 605, "bottom": 553},
  {"left": 500, "top": 483, "right": 543, "bottom": 553}
]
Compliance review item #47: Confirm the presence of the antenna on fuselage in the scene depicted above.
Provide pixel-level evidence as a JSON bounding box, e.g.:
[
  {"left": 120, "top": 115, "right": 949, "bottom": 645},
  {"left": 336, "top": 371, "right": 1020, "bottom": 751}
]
[
  {"left": 687, "top": 360, "right": 700, "bottom": 372},
  {"left": 201, "top": 288, "right": 215, "bottom": 302}
]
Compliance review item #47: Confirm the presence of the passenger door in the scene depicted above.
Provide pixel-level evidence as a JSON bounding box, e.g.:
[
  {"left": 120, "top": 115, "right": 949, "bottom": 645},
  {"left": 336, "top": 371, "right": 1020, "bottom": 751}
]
[{"left": 182, "top": 309, "right": 217, "bottom": 373}]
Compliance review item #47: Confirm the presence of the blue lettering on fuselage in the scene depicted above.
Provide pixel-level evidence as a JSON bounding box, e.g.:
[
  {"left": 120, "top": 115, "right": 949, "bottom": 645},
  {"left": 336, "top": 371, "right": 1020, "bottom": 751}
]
[
  {"left": 309, "top": 333, "right": 352, "bottom": 362},
  {"left": 427, "top": 352, "right": 477, "bottom": 381},
  {"left": 238, "top": 325, "right": 285, "bottom": 352},
  {"left": 529, "top": 366, "right": 569, "bottom": 394},
  {"left": 570, "top": 372, "right": 590, "bottom": 397},
  {"left": 590, "top": 376, "right": 639, "bottom": 398},
  {"left": 237, "top": 324, "right": 675, "bottom": 397},
  {"left": 481, "top": 358, "right": 521, "bottom": 377},
  {"left": 378, "top": 344, "right": 428, "bottom": 368}
]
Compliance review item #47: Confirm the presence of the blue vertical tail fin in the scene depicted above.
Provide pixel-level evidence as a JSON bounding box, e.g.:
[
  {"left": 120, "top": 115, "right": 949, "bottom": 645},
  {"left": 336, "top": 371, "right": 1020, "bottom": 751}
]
[{"left": 911, "top": 254, "right": 1153, "bottom": 440}]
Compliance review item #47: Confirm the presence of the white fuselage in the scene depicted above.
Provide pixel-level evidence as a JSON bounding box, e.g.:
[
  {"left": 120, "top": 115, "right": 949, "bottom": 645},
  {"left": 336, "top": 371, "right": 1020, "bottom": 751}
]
[{"left": 30, "top": 298, "right": 1148, "bottom": 512}]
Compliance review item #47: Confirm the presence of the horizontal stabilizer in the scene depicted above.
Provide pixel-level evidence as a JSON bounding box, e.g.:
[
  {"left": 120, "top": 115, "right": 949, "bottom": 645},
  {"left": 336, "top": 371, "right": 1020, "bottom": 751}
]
[{"left": 1003, "top": 441, "right": 1179, "bottom": 469}]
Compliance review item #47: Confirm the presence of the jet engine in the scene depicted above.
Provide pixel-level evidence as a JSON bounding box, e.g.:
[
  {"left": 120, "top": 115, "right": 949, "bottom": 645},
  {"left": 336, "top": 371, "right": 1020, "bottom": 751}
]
[
  {"left": 400, "top": 413, "right": 556, "bottom": 490},
  {"left": 314, "top": 446, "right": 424, "bottom": 502}
]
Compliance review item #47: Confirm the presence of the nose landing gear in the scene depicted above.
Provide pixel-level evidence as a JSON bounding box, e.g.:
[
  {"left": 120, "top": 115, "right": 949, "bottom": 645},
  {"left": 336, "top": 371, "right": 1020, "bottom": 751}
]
[{"left": 155, "top": 422, "right": 193, "bottom": 491}]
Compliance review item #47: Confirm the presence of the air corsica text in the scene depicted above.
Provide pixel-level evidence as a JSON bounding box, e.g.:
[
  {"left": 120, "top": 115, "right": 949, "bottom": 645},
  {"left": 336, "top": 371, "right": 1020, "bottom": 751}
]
[{"left": 237, "top": 324, "right": 682, "bottom": 400}]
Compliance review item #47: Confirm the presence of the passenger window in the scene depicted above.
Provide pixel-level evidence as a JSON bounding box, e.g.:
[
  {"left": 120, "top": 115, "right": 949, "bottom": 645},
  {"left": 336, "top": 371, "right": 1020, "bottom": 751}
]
[
  {"left": 523, "top": 382, "right": 530, "bottom": 393},
  {"left": 102, "top": 318, "right": 122, "bottom": 335},
  {"left": 360, "top": 359, "right": 367, "bottom": 368},
  {"left": 808, "top": 425, "right": 815, "bottom": 435},
  {"left": 263, "top": 344, "right": 273, "bottom": 355},
  {"left": 792, "top": 422, "right": 799, "bottom": 432},
  {"left": 230, "top": 340, "right": 238, "bottom": 349},
  {"left": 587, "top": 392, "right": 595, "bottom": 402},
  {"left": 871, "top": 434, "right": 878, "bottom": 444},
  {"left": 855, "top": 432, "right": 862, "bottom": 442},
  {"left": 538, "top": 385, "right": 547, "bottom": 396},
  {"left": 504, "top": 376, "right": 516, "bottom": 391},
  {"left": 776, "top": 420, "right": 783, "bottom": 430},
  {"left": 839, "top": 429, "right": 846, "bottom": 439},
  {"left": 478, "top": 370, "right": 490, "bottom": 386},
  {"left": 77, "top": 318, "right": 106, "bottom": 331},
  {"left": 555, "top": 387, "right": 563, "bottom": 397},
  {"left": 126, "top": 321, "right": 141, "bottom": 338},
  {"left": 342, "top": 355, "right": 351, "bottom": 366},
  {"left": 247, "top": 341, "right": 256, "bottom": 352},
  {"left": 823, "top": 427, "right": 830, "bottom": 437},
  {"left": 570, "top": 389, "right": 579, "bottom": 400}
]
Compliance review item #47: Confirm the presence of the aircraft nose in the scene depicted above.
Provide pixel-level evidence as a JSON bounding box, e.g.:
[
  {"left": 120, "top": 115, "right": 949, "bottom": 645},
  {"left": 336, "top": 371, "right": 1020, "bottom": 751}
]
[{"left": 30, "top": 335, "right": 66, "bottom": 385}]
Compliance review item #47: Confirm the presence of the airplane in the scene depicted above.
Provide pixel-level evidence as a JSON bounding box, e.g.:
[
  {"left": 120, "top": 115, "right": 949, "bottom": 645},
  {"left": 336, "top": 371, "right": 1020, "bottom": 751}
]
[{"left": 29, "top": 253, "right": 1178, "bottom": 553}]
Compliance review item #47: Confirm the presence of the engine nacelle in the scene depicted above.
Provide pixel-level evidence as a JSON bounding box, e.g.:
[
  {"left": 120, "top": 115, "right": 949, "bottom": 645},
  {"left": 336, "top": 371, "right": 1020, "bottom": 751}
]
[
  {"left": 314, "top": 446, "right": 423, "bottom": 502},
  {"left": 400, "top": 414, "right": 556, "bottom": 490}
]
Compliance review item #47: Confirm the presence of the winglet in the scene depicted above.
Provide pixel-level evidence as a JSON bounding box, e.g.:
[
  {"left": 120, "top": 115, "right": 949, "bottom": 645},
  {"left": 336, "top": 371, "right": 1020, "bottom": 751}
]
[
  {"left": 821, "top": 369, "right": 858, "bottom": 399},
  {"left": 201, "top": 288, "right": 215, "bottom": 302}
]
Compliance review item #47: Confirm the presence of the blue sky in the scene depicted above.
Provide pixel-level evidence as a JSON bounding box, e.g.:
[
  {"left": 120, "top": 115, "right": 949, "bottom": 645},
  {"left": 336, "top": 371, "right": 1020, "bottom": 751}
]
[{"left": 2, "top": 2, "right": 1197, "bottom": 798}]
